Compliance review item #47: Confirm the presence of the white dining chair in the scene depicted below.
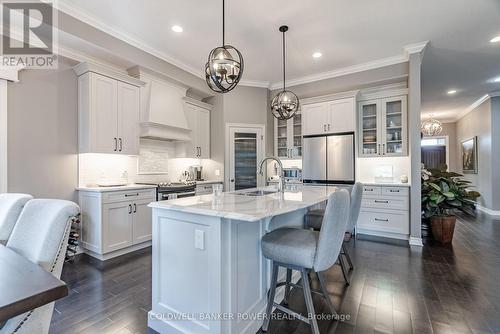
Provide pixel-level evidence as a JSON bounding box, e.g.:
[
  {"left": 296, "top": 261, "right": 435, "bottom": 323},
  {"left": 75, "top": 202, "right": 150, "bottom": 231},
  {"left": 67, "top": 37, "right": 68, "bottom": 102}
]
[
  {"left": 0, "top": 194, "right": 33, "bottom": 245},
  {"left": 1, "top": 199, "right": 79, "bottom": 334}
]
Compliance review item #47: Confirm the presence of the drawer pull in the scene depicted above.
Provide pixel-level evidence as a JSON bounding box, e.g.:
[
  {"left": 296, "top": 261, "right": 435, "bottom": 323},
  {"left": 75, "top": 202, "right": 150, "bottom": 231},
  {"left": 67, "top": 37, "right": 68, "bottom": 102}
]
[
  {"left": 374, "top": 218, "right": 389, "bottom": 222},
  {"left": 365, "top": 188, "right": 374, "bottom": 192},
  {"left": 389, "top": 189, "right": 400, "bottom": 193},
  {"left": 374, "top": 200, "right": 389, "bottom": 204},
  {"left": 125, "top": 193, "right": 139, "bottom": 197}
]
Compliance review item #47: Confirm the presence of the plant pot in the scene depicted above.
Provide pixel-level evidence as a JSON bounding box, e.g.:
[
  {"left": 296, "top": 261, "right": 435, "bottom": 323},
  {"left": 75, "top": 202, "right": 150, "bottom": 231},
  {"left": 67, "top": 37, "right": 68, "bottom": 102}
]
[{"left": 430, "top": 215, "right": 456, "bottom": 243}]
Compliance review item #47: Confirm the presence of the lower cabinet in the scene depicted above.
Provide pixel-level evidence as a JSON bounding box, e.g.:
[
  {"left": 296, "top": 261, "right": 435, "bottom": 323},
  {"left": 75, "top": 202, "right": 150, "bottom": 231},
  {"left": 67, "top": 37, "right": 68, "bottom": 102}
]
[
  {"left": 356, "top": 185, "right": 410, "bottom": 240},
  {"left": 79, "top": 188, "right": 156, "bottom": 260}
]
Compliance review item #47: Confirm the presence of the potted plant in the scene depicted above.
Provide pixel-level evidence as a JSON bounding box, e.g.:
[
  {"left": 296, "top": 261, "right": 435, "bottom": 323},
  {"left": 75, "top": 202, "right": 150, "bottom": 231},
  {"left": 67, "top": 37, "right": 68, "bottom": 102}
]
[{"left": 421, "top": 164, "right": 481, "bottom": 243}]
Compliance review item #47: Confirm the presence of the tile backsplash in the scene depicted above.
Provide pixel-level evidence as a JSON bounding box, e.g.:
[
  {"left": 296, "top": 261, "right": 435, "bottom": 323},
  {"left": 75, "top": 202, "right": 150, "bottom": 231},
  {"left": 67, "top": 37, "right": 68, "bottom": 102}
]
[{"left": 79, "top": 139, "right": 221, "bottom": 187}]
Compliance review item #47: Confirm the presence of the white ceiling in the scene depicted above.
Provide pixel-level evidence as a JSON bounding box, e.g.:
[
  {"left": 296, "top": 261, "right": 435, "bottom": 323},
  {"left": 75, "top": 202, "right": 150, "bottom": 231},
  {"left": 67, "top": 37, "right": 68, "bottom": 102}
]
[{"left": 58, "top": 0, "right": 500, "bottom": 121}]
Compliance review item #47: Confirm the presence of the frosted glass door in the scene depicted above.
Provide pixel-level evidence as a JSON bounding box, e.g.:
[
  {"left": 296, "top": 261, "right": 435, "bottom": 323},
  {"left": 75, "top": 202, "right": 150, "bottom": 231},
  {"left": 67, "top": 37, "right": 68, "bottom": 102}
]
[{"left": 360, "top": 101, "right": 380, "bottom": 157}]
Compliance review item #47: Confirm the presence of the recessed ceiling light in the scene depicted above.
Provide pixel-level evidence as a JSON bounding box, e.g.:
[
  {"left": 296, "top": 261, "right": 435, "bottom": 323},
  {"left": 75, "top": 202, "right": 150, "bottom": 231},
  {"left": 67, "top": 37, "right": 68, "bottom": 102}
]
[
  {"left": 171, "top": 25, "right": 183, "bottom": 33},
  {"left": 490, "top": 36, "right": 500, "bottom": 43},
  {"left": 447, "top": 90, "right": 457, "bottom": 95},
  {"left": 312, "top": 52, "right": 322, "bottom": 58}
]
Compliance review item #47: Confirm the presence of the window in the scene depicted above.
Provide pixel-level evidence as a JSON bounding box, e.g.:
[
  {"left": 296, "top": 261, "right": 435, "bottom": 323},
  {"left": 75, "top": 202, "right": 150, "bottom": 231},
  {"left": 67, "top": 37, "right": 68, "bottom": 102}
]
[{"left": 421, "top": 138, "right": 446, "bottom": 146}]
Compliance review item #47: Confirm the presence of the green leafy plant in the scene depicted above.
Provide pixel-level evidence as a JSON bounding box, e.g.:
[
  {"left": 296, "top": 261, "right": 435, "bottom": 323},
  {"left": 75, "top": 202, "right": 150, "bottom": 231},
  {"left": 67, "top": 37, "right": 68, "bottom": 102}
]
[{"left": 421, "top": 164, "right": 481, "bottom": 218}]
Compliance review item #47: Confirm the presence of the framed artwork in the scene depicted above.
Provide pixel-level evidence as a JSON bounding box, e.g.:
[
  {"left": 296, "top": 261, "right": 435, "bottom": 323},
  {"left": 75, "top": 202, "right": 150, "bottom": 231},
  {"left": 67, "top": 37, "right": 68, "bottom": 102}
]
[{"left": 461, "top": 137, "right": 477, "bottom": 174}]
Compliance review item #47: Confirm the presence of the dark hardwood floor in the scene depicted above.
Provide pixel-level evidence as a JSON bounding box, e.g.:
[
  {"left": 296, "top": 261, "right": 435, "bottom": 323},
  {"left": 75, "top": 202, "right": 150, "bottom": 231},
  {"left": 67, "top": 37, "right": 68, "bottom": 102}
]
[{"left": 50, "top": 212, "right": 500, "bottom": 334}]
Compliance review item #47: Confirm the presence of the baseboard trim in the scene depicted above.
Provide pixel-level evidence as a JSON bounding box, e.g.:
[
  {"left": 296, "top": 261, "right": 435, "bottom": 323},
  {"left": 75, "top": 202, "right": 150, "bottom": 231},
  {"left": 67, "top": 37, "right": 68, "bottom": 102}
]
[
  {"left": 409, "top": 237, "right": 423, "bottom": 247},
  {"left": 477, "top": 205, "right": 500, "bottom": 217},
  {"left": 83, "top": 241, "right": 152, "bottom": 261}
]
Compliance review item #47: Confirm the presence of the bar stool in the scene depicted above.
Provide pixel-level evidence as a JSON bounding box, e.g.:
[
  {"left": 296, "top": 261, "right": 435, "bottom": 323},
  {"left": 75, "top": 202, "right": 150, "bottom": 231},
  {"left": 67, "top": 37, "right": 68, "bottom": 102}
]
[
  {"left": 304, "top": 182, "right": 362, "bottom": 285},
  {"left": 261, "top": 190, "right": 350, "bottom": 334}
]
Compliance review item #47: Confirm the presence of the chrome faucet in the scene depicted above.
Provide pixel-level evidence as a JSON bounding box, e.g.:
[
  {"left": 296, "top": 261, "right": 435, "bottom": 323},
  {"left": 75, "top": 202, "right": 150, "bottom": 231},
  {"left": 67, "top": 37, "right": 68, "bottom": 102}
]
[{"left": 258, "top": 157, "right": 285, "bottom": 193}]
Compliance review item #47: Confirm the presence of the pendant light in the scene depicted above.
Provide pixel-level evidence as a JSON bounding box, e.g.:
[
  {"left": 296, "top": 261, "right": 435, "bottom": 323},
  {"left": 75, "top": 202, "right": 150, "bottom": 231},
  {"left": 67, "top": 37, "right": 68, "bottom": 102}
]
[
  {"left": 421, "top": 114, "right": 443, "bottom": 136},
  {"left": 205, "top": 0, "right": 244, "bottom": 93},
  {"left": 271, "top": 25, "right": 299, "bottom": 120}
]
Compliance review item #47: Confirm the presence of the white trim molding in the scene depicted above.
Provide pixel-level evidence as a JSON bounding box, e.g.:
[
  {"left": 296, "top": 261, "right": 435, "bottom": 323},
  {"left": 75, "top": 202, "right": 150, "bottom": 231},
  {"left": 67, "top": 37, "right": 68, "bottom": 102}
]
[
  {"left": 477, "top": 205, "right": 500, "bottom": 217},
  {"left": 0, "top": 67, "right": 23, "bottom": 193},
  {"left": 0, "top": 79, "right": 7, "bottom": 193},
  {"left": 409, "top": 237, "right": 423, "bottom": 247},
  {"left": 453, "top": 91, "right": 500, "bottom": 122}
]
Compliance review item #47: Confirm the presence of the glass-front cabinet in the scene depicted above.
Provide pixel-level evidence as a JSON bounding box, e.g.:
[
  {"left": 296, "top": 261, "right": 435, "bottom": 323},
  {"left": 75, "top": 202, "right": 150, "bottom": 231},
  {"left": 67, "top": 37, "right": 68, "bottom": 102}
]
[
  {"left": 275, "top": 112, "right": 302, "bottom": 159},
  {"left": 359, "top": 95, "right": 407, "bottom": 157}
]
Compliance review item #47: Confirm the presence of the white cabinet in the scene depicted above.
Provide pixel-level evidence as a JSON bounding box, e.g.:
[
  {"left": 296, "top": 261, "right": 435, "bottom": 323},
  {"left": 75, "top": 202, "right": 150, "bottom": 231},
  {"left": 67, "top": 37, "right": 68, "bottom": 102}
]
[
  {"left": 75, "top": 63, "right": 143, "bottom": 155},
  {"left": 275, "top": 112, "right": 302, "bottom": 159},
  {"left": 359, "top": 95, "right": 407, "bottom": 157},
  {"left": 302, "top": 98, "right": 356, "bottom": 136},
  {"left": 78, "top": 187, "right": 156, "bottom": 260},
  {"left": 195, "top": 182, "right": 223, "bottom": 195},
  {"left": 356, "top": 185, "right": 410, "bottom": 240},
  {"left": 177, "top": 99, "right": 211, "bottom": 159}
]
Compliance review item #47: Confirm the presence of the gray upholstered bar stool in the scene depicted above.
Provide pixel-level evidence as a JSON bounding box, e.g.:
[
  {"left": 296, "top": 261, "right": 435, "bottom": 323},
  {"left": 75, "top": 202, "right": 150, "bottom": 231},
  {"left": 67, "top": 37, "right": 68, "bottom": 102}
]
[
  {"left": 261, "top": 190, "right": 350, "bottom": 334},
  {"left": 304, "top": 182, "right": 362, "bottom": 286}
]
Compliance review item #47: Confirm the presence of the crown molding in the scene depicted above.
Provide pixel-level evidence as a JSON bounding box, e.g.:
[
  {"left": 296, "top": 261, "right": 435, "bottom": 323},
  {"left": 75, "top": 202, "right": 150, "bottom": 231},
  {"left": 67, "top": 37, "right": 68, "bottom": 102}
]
[
  {"left": 404, "top": 41, "right": 429, "bottom": 56},
  {"left": 269, "top": 54, "right": 408, "bottom": 90},
  {"left": 454, "top": 94, "right": 490, "bottom": 121},
  {"left": 239, "top": 79, "right": 271, "bottom": 88},
  {"left": 56, "top": 1, "right": 203, "bottom": 79}
]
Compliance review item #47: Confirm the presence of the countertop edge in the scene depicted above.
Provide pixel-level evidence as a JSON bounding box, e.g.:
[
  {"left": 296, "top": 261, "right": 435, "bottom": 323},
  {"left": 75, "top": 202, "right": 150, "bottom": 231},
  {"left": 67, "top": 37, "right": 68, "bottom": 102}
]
[{"left": 76, "top": 185, "right": 158, "bottom": 192}]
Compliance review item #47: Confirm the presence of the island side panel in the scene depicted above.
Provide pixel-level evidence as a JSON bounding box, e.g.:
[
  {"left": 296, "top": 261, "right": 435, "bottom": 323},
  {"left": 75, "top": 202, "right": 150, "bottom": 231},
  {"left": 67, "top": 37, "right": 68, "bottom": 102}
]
[{"left": 149, "top": 208, "right": 223, "bottom": 334}]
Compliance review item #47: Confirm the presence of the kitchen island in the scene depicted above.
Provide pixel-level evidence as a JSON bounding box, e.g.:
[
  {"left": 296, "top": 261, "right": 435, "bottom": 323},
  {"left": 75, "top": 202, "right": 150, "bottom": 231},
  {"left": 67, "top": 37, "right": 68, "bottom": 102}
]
[{"left": 148, "top": 185, "right": 341, "bottom": 334}]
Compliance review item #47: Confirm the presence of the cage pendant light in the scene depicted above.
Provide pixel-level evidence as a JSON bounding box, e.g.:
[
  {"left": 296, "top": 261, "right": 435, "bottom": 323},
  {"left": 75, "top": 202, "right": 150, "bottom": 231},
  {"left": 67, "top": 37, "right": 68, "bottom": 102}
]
[
  {"left": 205, "top": 0, "right": 244, "bottom": 93},
  {"left": 271, "top": 25, "right": 299, "bottom": 120},
  {"left": 421, "top": 114, "right": 443, "bottom": 136}
]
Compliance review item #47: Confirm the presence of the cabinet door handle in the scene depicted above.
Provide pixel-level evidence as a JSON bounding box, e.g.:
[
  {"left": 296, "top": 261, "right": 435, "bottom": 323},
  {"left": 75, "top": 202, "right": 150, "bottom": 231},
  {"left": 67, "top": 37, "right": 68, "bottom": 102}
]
[
  {"left": 378, "top": 144, "right": 381, "bottom": 155},
  {"left": 119, "top": 138, "right": 123, "bottom": 152},
  {"left": 199, "top": 147, "right": 202, "bottom": 157},
  {"left": 114, "top": 138, "right": 117, "bottom": 151},
  {"left": 125, "top": 193, "right": 139, "bottom": 197},
  {"left": 323, "top": 124, "right": 327, "bottom": 132},
  {"left": 374, "top": 218, "right": 389, "bottom": 222},
  {"left": 375, "top": 200, "right": 389, "bottom": 204},
  {"left": 133, "top": 203, "right": 137, "bottom": 213},
  {"left": 128, "top": 204, "right": 132, "bottom": 214},
  {"left": 328, "top": 124, "right": 331, "bottom": 131},
  {"left": 382, "top": 143, "right": 386, "bottom": 155}
]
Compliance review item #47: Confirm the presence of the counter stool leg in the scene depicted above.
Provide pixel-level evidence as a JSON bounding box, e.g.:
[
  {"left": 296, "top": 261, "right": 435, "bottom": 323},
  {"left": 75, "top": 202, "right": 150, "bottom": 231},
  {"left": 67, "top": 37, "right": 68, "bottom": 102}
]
[
  {"left": 342, "top": 243, "right": 354, "bottom": 270},
  {"left": 301, "top": 268, "right": 320, "bottom": 334},
  {"left": 339, "top": 257, "right": 350, "bottom": 286},
  {"left": 262, "top": 262, "right": 279, "bottom": 332},
  {"left": 283, "top": 268, "right": 292, "bottom": 305},
  {"left": 317, "top": 271, "right": 337, "bottom": 317}
]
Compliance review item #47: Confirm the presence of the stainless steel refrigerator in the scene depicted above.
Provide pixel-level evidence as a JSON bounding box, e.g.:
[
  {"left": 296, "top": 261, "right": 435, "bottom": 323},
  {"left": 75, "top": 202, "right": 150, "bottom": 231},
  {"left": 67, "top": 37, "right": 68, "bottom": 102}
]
[{"left": 303, "top": 132, "right": 355, "bottom": 184}]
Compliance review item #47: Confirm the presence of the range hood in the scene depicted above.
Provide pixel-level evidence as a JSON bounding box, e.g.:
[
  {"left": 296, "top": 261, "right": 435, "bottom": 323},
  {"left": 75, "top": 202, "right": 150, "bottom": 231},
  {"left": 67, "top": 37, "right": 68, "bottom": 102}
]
[{"left": 130, "top": 68, "right": 191, "bottom": 141}]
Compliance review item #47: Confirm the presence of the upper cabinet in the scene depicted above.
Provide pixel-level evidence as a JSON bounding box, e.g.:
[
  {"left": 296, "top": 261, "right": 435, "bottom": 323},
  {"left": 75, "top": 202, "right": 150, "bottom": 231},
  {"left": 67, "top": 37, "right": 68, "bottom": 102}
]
[
  {"left": 75, "top": 63, "right": 144, "bottom": 155},
  {"left": 302, "top": 97, "right": 356, "bottom": 136},
  {"left": 275, "top": 112, "right": 302, "bottom": 159},
  {"left": 359, "top": 95, "right": 407, "bottom": 157},
  {"left": 176, "top": 98, "right": 211, "bottom": 159}
]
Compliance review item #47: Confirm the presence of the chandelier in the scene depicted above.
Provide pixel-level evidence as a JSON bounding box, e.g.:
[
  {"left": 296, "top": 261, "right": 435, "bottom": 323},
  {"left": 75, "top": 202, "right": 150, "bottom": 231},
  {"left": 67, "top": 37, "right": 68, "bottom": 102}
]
[
  {"left": 271, "top": 26, "right": 299, "bottom": 120},
  {"left": 421, "top": 114, "right": 442, "bottom": 136},
  {"left": 205, "top": 0, "right": 244, "bottom": 93}
]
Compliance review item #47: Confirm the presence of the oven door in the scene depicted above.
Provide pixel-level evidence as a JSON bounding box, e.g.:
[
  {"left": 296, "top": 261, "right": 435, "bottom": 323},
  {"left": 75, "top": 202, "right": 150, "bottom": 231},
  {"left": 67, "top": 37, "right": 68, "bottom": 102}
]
[{"left": 160, "top": 191, "right": 196, "bottom": 200}]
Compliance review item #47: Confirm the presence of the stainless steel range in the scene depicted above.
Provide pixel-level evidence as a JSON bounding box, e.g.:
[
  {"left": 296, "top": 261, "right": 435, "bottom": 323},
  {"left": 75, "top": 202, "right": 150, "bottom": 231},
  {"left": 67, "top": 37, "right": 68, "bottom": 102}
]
[{"left": 138, "top": 181, "right": 196, "bottom": 201}]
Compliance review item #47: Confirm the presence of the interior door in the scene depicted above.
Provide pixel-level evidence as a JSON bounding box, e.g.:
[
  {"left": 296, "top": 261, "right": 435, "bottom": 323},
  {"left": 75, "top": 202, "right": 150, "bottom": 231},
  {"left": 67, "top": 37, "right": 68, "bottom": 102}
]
[
  {"left": 302, "top": 136, "right": 327, "bottom": 181},
  {"left": 228, "top": 126, "right": 264, "bottom": 191},
  {"left": 91, "top": 73, "right": 118, "bottom": 153},
  {"left": 117, "top": 82, "right": 140, "bottom": 155}
]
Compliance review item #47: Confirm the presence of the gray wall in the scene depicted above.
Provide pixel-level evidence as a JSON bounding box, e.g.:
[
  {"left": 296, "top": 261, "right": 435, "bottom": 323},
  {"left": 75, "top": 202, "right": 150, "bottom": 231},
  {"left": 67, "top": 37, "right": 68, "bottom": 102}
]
[
  {"left": 456, "top": 99, "right": 492, "bottom": 209},
  {"left": 7, "top": 57, "right": 79, "bottom": 201},
  {"left": 490, "top": 97, "right": 500, "bottom": 211}
]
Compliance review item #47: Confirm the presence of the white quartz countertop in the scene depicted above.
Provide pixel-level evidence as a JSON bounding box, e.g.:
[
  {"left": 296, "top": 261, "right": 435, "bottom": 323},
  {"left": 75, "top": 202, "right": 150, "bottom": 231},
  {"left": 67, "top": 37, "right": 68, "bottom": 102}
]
[
  {"left": 149, "top": 185, "right": 340, "bottom": 222},
  {"left": 76, "top": 184, "right": 157, "bottom": 192}
]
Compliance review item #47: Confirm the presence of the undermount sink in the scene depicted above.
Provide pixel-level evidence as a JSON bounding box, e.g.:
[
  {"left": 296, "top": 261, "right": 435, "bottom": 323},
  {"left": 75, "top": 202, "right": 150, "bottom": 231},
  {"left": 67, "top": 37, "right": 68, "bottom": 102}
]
[{"left": 237, "top": 189, "right": 278, "bottom": 196}]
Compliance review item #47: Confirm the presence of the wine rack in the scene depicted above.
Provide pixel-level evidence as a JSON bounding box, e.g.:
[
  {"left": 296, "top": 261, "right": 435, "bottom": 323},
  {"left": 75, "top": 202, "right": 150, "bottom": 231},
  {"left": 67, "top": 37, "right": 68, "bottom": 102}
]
[{"left": 65, "top": 214, "right": 81, "bottom": 263}]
